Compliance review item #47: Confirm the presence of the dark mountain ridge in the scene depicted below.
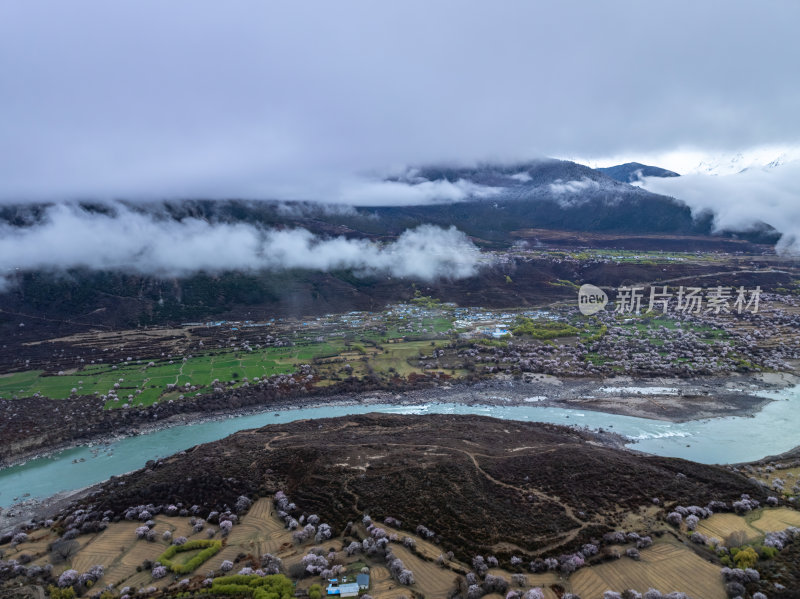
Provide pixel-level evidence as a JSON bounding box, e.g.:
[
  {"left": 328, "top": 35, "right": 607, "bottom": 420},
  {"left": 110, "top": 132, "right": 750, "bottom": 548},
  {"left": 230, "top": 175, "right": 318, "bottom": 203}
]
[{"left": 598, "top": 162, "right": 680, "bottom": 183}]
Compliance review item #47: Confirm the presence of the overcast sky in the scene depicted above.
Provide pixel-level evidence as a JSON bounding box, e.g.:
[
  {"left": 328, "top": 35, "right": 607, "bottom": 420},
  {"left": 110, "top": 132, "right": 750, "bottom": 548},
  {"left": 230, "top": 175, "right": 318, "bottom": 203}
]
[{"left": 1, "top": 0, "right": 799, "bottom": 202}]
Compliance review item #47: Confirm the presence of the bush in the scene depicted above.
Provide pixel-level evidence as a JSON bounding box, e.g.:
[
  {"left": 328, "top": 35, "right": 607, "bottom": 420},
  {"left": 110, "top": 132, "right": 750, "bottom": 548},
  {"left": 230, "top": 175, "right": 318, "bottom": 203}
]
[
  {"left": 156, "top": 539, "right": 222, "bottom": 574},
  {"left": 47, "top": 586, "right": 76, "bottom": 599},
  {"left": 209, "top": 574, "right": 294, "bottom": 599},
  {"left": 732, "top": 546, "right": 758, "bottom": 569},
  {"left": 512, "top": 318, "right": 579, "bottom": 340},
  {"left": 309, "top": 583, "right": 322, "bottom": 599},
  {"left": 758, "top": 544, "right": 778, "bottom": 559}
]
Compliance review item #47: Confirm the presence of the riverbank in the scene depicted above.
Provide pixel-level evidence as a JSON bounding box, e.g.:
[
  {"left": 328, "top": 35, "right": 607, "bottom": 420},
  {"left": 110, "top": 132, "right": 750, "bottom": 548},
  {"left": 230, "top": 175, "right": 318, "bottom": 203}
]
[
  {"left": 1, "top": 371, "right": 792, "bottom": 471},
  {"left": 1, "top": 374, "right": 799, "bottom": 533},
  {"left": 0, "top": 483, "right": 101, "bottom": 536}
]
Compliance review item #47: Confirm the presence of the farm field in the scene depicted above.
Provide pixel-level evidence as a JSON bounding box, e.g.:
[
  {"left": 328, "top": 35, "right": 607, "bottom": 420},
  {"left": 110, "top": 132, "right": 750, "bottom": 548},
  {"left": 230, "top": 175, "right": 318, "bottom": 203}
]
[
  {"left": 697, "top": 506, "right": 800, "bottom": 545},
  {"left": 0, "top": 498, "right": 302, "bottom": 592},
  {"left": 569, "top": 540, "right": 727, "bottom": 599},
  {"left": 750, "top": 506, "right": 800, "bottom": 533},
  {"left": 0, "top": 347, "right": 298, "bottom": 407},
  {"left": 0, "top": 334, "right": 453, "bottom": 408},
  {"left": 696, "top": 513, "right": 762, "bottom": 545}
]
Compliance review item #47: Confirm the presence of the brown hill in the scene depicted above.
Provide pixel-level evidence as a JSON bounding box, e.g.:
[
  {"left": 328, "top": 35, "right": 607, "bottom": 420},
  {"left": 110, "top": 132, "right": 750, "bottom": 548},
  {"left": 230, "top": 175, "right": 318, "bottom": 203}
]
[{"left": 74, "top": 413, "right": 766, "bottom": 562}]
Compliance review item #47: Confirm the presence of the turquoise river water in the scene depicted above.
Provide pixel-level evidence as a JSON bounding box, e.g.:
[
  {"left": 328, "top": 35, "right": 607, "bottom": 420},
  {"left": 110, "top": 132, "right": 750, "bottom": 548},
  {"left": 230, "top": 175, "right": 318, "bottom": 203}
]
[{"left": 0, "top": 385, "right": 798, "bottom": 507}]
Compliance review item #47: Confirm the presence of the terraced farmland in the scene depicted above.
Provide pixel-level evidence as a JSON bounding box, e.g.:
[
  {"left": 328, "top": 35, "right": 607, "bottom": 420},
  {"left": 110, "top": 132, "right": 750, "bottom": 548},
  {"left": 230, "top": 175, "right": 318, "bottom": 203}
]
[{"left": 569, "top": 541, "right": 726, "bottom": 599}]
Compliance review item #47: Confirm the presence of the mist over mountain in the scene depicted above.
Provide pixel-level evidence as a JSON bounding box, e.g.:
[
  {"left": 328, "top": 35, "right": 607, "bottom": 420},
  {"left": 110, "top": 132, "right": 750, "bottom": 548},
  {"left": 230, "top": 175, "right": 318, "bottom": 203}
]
[
  {"left": 0, "top": 158, "right": 780, "bottom": 287},
  {"left": 598, "top": 162, "right": 681, "bottom": 183}
]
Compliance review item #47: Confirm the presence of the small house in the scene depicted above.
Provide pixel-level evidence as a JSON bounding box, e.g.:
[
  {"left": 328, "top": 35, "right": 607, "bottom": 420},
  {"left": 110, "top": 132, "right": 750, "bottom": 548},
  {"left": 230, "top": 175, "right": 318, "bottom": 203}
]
[
  {"left": 356, "top": 573, "right": 370, "bottom": 590},
  {"left": 326, "top": 581, "right": 360, "bottom": 597}
]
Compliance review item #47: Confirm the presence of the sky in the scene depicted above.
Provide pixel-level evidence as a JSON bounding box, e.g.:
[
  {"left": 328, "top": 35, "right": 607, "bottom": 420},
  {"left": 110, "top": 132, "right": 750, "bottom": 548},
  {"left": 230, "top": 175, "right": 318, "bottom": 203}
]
[
  {"left": 1, "top": 0, "right": 799, "bottom": 203},
  {"left": 1, "top": 1, "right": 799, "bottom": 282}
]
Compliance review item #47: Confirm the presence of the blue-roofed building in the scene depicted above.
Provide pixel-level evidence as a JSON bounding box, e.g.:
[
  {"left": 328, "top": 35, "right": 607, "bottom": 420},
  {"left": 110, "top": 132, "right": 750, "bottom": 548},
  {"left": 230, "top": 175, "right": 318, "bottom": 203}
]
[
  {"left": 356, "top": 573, "right": 370, "bottom": 590},
  {"left": 326, "top": 582, "right": 359, "bottom": 597}
]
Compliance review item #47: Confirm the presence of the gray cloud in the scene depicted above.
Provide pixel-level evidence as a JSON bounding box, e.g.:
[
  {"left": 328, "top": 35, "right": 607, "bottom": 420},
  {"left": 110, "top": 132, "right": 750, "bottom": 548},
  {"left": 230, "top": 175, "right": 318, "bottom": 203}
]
[
  {"left": 1, "top": 1, "right": 799, "bottom": 202},
  {"left": 338, "top": 178, "right": 503, "bottom": 206},
  {"left": 639, "top": 161, "right": 800, "bottom": 254},
  {"left": 0, "top": 204, "right": 484, "bottom": 288}
]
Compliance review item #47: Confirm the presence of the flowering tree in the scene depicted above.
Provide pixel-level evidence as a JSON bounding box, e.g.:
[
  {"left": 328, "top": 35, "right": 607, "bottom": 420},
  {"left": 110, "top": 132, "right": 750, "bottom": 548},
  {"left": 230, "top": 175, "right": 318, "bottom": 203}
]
[
  {"left": 235, "top": 495, "right": 253, "bottom": 513},
  {"left": 472, "top": 555, "right": 488, "bottom": 577},
  {"left": 467, "top": 584, "right": 484, "bottom": 599},
  {"left": 636, "top": 536, "right": 653, "bottom": 549},
  {"left": 261, "top": 553, "right": 282, "bottom": 575},
  {"left": 58, "top": 569, "right": 79, "bottom": 588},
  {"left": 301, "top": 553, "right": 329, "bottom": 575},
  {"left": 294, "top": 524, "right": 316, "bottom": 543},
  {"left": 483, "top": 574, "right": 509, "bottom": 594},
  {"left": 388, "top": 557, "right": 415, "bottom": 585},
  {"left": 219, "top": 520, "right": 233, "bottom": 536},
  {"left": 315, "top": 523, "right": 332, "bottom": 543}
]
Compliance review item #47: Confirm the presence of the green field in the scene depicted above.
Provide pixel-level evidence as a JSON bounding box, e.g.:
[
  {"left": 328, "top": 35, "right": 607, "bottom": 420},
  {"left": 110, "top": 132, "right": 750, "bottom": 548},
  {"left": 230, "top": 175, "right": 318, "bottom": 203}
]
[
  {"left": 0, "top": 301, "right": 458, "bottom": 408},
  {"left": 0, "top": 344, "right": 336, "bottom": 408},
  {"left": 0, "top": 333, "right": 454, "bottom": 408}
]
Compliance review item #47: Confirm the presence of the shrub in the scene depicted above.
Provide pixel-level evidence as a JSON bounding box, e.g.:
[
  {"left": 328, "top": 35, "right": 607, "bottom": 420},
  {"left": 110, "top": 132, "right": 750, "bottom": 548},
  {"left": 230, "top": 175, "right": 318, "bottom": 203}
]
[
  {"left": 209, "top": 574, "right": 294, "bottom": 599},
  {"left": 758, "top": 545, "right": 778, "bottom": 559},
  {"left": 47, "top": 586, "right": 76, "bottom": 599},
  {"left": 156, "top": 539, "right": 222, "bottom": 574},
  {"left": 732, "top": 546, "right": 758, "bottom": 569},
  {"left": 309, "top": 583, "right": 322, "bottom": 599}
]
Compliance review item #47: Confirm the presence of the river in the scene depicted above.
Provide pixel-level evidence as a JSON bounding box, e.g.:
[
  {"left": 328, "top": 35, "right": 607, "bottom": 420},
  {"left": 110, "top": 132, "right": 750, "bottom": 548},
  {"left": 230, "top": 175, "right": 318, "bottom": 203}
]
[{"left": 0, "top": 385, "right": 798, "bottom": 507}]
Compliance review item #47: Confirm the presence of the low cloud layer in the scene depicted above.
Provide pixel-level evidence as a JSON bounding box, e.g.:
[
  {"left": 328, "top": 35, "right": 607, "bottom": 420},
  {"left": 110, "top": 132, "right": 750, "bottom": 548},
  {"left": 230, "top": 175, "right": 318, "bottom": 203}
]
[
  {"left": 337, "top": 178, "right": 503, "bottom": 206},
  {"left": 0, "top": 204, "right": 483, "bottom": 288},
  {"left": 639, "top": 161, "right": 800, "bottom": 254}
]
